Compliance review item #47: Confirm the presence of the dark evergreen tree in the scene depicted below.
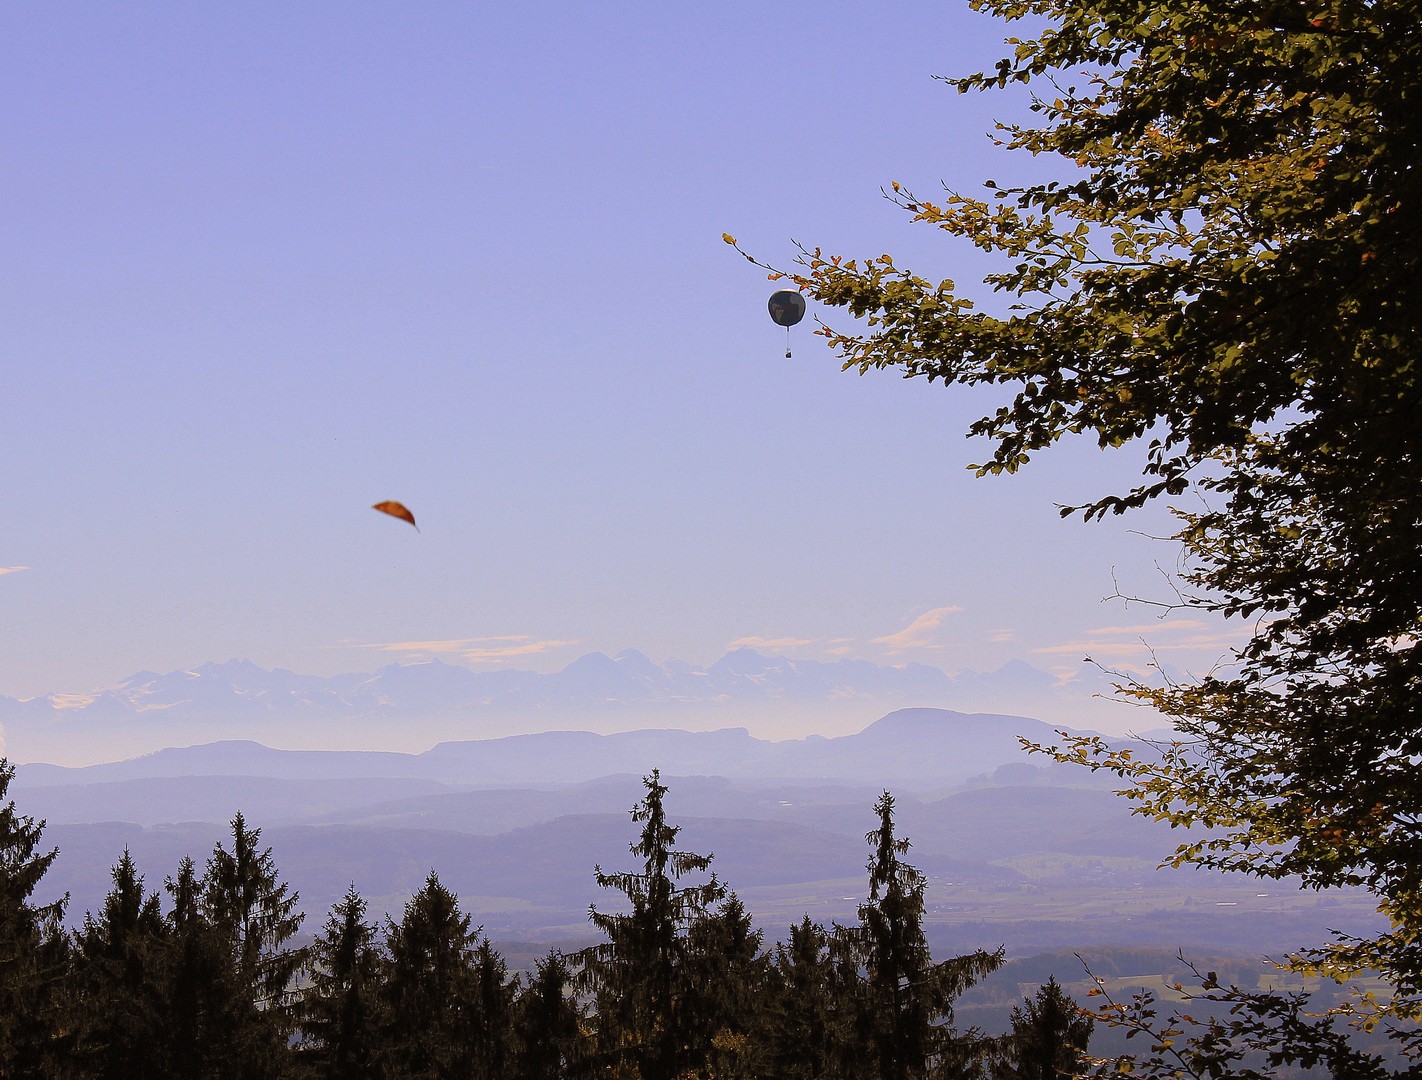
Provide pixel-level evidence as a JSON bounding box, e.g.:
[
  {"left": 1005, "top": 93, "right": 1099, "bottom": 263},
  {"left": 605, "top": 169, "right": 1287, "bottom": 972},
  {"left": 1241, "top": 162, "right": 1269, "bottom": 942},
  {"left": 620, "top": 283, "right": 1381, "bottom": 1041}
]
[
  {"left": 202, "top": 812, "right": 306, "bottom": 1077},
  {"left": 298, "top": 885, "right": 386, "bottom": 1079},
  {"left": 164, "top": 854, "right": 228, "bottom": 1079},
  {"left": 72, "top": 849, "right": 171, "bottom": 1078},
  {"left": 683, "top": 892, "right": 767, "bottom": 1079},
  {"left": 0, "top": 758, "right": 70, "bottom": 1077},
  {"left": 380, "top": 870, "right": 505, "bottom": 1079},
  {"left": 992, "top": 977, "right": 1093, "bottom": 1080},
  {"left": 470, "top": 935, "right": 517, "bottom": 1078},
  {"left": 576, "top": 769, "right": 726, "bottom": 1080},
  {"left": 761, "top": 916, "right": 854, "bottom": 1080},
  {"left": 511, "top": 950, "right": 584, "bottom": 1080},
  {"left": 846, "top": 792, "right": 1002, "bottom": 1080}
]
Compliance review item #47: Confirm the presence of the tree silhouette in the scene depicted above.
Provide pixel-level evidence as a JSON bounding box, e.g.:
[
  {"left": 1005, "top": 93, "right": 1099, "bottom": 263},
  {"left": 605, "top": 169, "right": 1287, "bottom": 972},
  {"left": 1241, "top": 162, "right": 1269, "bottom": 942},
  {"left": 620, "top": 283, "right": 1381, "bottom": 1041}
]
[
  {"left": 761, "top": 915, "right": 856, "bottom": 1079},
  {"left": 577, "top": 769, "right": 727, "bottom": 1080},
  {"left": 683, "top": 891, "right": 768, "bottom": 1079},
  {"left": 511, "top": 949, "right": 584, "bottom": 1080},
  {"left": 299, "top": 885, "right": 386, "bottom": 1079},
  {"left": 381, "top": 870, "right": 507, "bottom": 1079},
  {"left": 71, "top": 849, "right": 170, "bottom": 1078},
  {"left": 202, "top": 812, "right": 306, "bottom": 1076},
  {"left": 845, "top": 791, "right": 1002, "bottom": 1080},
  {"left": 993, "top": 976, "right": 1093, "bottom": 1080},
  {"left": 0, "top": 759, "right": 70, "bottom": 1076}
]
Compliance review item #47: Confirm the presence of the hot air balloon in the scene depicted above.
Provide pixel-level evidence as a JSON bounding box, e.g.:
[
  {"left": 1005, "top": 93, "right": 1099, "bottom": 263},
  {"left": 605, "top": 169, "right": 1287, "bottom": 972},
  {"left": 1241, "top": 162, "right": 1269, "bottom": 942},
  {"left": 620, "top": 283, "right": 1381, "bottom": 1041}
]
[
  {"left": 372, "top": 501, "right": 419, "bottom": 531},
  {"left": 768, "top": 289, "right": 806, "bottom": 357}
]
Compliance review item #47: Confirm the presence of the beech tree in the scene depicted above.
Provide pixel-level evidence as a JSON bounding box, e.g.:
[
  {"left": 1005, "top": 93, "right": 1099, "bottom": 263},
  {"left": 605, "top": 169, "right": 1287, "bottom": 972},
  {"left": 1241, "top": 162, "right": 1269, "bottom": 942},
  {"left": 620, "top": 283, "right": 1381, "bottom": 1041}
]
[{"left": 729, "top": 0, "right": 1422, "bottom": 1022}]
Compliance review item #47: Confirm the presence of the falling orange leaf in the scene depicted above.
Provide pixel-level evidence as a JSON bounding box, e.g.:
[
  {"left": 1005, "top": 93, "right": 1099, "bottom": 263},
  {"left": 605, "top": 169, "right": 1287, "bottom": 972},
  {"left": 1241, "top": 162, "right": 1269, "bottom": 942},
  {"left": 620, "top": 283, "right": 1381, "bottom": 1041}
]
[{"left": 372, "top": 500, "right": 419, "bottom": 532}]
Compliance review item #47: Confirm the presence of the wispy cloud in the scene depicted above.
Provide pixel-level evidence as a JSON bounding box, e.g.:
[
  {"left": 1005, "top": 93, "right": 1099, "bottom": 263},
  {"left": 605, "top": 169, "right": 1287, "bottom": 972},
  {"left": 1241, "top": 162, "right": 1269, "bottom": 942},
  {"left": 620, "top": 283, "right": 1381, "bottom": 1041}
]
[
  {"left": 354, "top": 635, "right": 579, "bottom": 664},
  {"left": 50, "top": 693, "right": 98, "bottom": 710},
  {"left": 727, "top": 635, "right": 817, "bottom": 651},
  {"left": 1033, "top": 625, "right": 1243, "bottom": 660},
  {"left": 871, "top": 606, "right": 964, "bottom": 652},
  {"left": 1087, "top": 620, "right": 1209, "bottom": 635},
  {"left": 0, "top": 566, "right": 31, "bottom": 576},
  {"left": 988, "top": 627, "right": 1016, "bottom": 644}
]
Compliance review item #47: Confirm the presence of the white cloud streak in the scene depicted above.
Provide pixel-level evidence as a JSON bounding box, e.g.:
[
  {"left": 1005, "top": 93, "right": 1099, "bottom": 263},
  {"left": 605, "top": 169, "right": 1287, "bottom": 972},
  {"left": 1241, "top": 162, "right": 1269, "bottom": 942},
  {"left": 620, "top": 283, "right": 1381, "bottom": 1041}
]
[
  {"left": 871, "top": 606, "right": 964, "bottom": 651},
  {"left": 727, "top": 635, "right": 817, "bottom": 651},
  {"left": 1086, "top": 620, "right": 1209, "bottom": 635},
  {"left": 352, "top": 636, "right": 580, "bottom": 664}
]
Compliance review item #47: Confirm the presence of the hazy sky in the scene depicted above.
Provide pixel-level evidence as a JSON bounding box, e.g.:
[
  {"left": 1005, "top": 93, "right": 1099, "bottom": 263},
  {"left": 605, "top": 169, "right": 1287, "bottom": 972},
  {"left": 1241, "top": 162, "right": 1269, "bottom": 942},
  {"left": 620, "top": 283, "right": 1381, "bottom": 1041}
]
[{"left": 2, "top": 2, "right": 1240, "bottom": 722}]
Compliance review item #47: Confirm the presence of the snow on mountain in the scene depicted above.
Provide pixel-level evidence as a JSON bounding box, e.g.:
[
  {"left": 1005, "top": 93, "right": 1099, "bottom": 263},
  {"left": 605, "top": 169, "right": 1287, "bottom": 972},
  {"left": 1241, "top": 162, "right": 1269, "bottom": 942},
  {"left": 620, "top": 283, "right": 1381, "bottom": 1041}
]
[{"left": 0, "top": 649, "right": 1132, "bottom": 766}]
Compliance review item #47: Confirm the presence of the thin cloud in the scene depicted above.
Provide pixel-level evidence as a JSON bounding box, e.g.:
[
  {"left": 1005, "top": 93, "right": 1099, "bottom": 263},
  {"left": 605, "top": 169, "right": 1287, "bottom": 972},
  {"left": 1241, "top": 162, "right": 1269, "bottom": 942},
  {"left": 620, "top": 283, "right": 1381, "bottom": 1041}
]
[
  {"left": 355, "top": 636, "right": 579, "bottom": 664},
  {"left": 988, "top": 627, "right": 1016, "bottom": 644},
  {"left": 1086, "top": 620, "right": 1208, "bottom": 635},
  {"left": 50, "top": 693, "right": 98, "bottom": 710},
  {"left": 727, "top": 635, "right": 817, "bottom": 651},
  {"left": 0, "top": 566, "right": 31, "bottom": 576},
  {"left": 361, "top": 635, "right": 531, "bottom": 652},
  {"left": 871, "top": 606, "right": 964, "bottom": 651},
  {"left": 460, "top": 640, "right": 580, "bottom": 662},
  {"left": 1033, "top": 633, "right": 1241, "bottom": 657},
  {"left": 1034, "top": 618, "right": 1244, "bottom": 661}
]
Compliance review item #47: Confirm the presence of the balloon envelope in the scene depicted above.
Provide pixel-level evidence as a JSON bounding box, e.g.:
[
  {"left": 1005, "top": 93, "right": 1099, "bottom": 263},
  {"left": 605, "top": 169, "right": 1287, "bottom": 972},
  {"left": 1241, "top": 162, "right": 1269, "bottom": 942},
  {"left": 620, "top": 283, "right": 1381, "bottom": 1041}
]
[{"left": 768, "top": 290, "right": 806, "bottom": 327}]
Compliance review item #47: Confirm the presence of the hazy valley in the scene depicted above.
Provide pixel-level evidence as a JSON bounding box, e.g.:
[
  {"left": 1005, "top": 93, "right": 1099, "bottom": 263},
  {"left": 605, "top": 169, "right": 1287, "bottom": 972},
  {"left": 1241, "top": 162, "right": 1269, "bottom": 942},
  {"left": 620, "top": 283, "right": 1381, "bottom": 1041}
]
[{"left": 11, "top": 704, "right": 1381, "bottom": 965}]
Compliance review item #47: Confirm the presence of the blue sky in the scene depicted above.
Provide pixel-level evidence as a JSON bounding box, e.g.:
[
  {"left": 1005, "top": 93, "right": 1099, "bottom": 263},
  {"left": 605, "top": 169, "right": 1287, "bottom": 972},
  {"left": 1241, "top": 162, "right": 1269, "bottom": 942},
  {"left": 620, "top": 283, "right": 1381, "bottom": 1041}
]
[{"left": 1, "top": 2, "right": 1238, "bottom": 731}]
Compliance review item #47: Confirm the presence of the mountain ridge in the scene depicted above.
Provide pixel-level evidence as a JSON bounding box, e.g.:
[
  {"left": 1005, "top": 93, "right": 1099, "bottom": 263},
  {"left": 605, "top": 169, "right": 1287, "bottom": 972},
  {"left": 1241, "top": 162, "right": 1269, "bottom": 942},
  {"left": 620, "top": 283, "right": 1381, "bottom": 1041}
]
[
  {"left": 0, "top": 648, "right": 1131, "bottom": 766},
  {"left": 13, "top": 706, "right": 1073, "bottom": 788}
]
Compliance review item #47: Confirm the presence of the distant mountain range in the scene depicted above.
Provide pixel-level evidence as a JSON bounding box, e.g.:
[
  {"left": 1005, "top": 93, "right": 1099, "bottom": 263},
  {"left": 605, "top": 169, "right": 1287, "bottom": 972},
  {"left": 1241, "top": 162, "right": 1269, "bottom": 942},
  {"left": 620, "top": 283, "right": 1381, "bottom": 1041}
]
[
  {"left": 13, "top": 706, "right": 1078, "bottom": 792},
  {"left": 0, "top": 648, "right": 1132, "bottom": 766},
  {"left": 7, "top": 707, "right": 1381, "bottom": 955}
]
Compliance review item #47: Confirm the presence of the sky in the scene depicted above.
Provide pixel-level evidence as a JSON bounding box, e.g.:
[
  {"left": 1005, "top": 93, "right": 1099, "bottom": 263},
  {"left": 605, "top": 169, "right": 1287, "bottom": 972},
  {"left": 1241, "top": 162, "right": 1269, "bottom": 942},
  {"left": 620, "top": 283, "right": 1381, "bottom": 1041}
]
[{"left": 1, "top": 1, "right": 1243, "bottom": 738}]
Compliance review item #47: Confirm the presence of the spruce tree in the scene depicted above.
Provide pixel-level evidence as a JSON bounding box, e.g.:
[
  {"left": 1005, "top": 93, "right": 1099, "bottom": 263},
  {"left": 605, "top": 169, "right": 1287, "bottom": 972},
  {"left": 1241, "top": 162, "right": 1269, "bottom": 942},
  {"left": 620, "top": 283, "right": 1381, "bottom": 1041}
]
[
  {"left": 576, "top": 769, "right": 726, "bottom": 1080},
  {"left": 202, "top": 812, "right": 306, "bottom": 1077},
  {"left": 511, "top": 949, "right": 584, "bottom": 1080},
  {"left": 0, "top": 758, "right": 70, "bottom": 1077},
  {"left": 470, "top": 936, "right": 517, "bottom": 1078},
  {"left": 846, "top": 792, "right": 1002, "bottom": 1080},
  {"left": 992, "top": 977, "right": 1093, "bottom": 1080},
  {"left": 683, "top": 892, "right": 767, "bottom": 1079},
  {"left": 762, "top": 916, "right": 854, "bottom": 1080},
  {"left": 72, "top": 849, "right": 171, "bottom": 1078},
  {"left": 380, "top": 870, "right": 509, "bottom": 1079},
  {"left": 298, "top": 885, "right": 386, "bottom": 1079},
  {"left": 164, "top": 854, "right": 228, "bottom": 1078}
]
